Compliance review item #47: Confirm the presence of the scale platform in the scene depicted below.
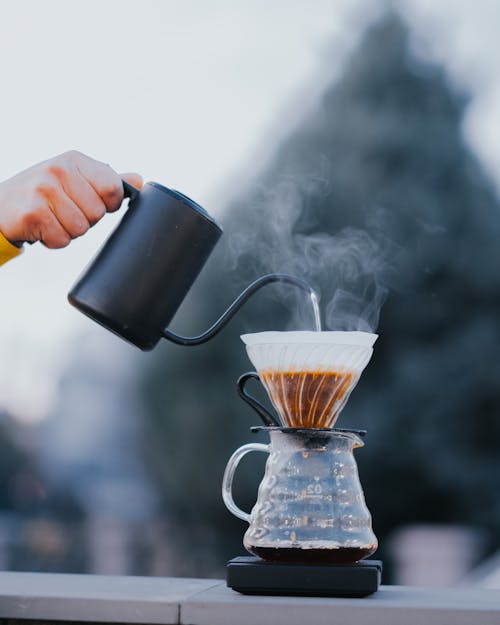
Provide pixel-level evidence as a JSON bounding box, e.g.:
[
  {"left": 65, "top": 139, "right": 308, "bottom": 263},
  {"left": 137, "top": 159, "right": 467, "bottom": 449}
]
[{"left": 227, "top": 556, "right": 382, "bottom": 598}]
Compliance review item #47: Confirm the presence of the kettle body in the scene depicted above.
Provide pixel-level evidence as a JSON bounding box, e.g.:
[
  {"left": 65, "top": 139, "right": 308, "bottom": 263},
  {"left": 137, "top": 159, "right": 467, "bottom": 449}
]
[{"left": 68, "top": 182, "right": 222, "bottom": 351}]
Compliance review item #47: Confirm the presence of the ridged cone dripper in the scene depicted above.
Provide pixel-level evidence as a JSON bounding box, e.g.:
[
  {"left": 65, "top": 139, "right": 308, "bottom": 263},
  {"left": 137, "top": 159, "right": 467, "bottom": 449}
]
[{"left": 241, "top": 331, "right": 377, "bottom": 428}]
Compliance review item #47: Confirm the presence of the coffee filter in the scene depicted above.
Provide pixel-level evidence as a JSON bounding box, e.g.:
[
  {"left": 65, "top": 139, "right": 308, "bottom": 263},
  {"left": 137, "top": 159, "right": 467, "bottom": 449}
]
[{"left": 240, "top": 331, "right": 377, "bottom": 428}]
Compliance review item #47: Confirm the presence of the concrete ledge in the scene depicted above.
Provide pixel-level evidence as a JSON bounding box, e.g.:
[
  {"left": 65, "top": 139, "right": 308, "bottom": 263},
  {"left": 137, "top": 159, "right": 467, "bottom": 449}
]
[
  {"left": 0, "top": 572, "right": 219, "bottom": 624},
  {"left": 0, "top": 572, "right": 499, "bottom": 625},
  {"left": 183, "top": 583, "right": 500, "bottom": 625}
]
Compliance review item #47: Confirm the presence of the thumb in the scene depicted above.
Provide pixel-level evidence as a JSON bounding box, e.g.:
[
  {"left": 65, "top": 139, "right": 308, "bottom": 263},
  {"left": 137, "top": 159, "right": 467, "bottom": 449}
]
[{"left": 120, "top": 172, "right": 143, "bottom": 189}]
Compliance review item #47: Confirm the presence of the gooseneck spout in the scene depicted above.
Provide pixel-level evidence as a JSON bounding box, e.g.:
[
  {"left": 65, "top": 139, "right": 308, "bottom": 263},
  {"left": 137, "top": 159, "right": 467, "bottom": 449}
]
[{"left": 162, "top": 273, "right": 320, "bottom": 346}]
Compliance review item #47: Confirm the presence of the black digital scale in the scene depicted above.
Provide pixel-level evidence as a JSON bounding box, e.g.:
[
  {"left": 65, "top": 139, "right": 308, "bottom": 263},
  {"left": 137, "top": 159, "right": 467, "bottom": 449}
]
[{"left": 227, "top": 556, "right": 382, "bottom": 598}]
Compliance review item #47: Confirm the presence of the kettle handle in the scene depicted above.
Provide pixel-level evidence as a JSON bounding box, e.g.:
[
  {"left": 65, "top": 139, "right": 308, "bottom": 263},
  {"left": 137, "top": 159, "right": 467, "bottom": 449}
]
[
  {"left": 122, "top": 180, "right": 140, "bottom": 201},
  {"left": 222, "top": 443, "right": 269, "bottom": 523}
]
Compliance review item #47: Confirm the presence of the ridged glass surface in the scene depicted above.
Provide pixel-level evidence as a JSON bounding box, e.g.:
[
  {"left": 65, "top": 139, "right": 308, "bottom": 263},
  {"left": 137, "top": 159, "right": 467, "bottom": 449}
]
[{"left": 243, "top": 429, "right": 377, "bottom": 563}]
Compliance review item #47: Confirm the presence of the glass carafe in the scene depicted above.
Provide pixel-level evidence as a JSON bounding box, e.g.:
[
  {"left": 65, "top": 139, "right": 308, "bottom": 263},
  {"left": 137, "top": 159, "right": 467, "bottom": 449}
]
[{"left": 222, "top": 427, "right": 377, "bottom": 564}]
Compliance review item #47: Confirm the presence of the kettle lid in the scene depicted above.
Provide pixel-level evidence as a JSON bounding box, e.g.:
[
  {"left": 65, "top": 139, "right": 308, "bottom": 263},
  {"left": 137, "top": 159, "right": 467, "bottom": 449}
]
[{"left": 148, "top": 181, "right": 222, "bottom": 231}]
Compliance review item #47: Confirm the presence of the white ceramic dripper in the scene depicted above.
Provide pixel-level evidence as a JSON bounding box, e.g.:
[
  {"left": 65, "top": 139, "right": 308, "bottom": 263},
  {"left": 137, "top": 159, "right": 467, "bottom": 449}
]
[{"left": 240, "top": 331, "right": 377, "bottom": 428}]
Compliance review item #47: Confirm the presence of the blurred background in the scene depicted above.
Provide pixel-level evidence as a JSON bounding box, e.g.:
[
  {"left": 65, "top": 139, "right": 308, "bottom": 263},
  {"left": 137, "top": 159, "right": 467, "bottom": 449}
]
[{"left": 1, "top": 0, "right": 500, "bottom": 587}]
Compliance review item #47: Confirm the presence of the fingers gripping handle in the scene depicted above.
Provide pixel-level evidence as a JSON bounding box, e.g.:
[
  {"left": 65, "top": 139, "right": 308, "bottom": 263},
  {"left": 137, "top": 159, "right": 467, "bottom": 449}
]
[{"left": 222, "top": 443, "right": 269, "bottom": 523}]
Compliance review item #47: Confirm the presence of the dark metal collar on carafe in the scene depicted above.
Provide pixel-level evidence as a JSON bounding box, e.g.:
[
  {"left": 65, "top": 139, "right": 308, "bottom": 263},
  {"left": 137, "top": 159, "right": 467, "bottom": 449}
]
[{"left": 250, "top": 426, "right": 367, "bottom": 436}]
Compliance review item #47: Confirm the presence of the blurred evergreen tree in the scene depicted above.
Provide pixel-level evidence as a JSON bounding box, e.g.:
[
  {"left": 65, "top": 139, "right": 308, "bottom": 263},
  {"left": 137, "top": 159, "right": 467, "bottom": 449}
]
[
  {"left": 0, "top": 412, "right": 30, "bottom": 510},
  {"left": 140, "top": 12, "right": 500, "bottom": 575},
  {"left": 0, "top": 411, "right": 86, "bottom": 572}
]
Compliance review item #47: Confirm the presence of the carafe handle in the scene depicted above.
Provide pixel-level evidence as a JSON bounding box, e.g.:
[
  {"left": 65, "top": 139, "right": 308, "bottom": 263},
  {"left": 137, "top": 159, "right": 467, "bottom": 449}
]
[{"left": 222, "top": 443, "right": 269, "bottom": 523}]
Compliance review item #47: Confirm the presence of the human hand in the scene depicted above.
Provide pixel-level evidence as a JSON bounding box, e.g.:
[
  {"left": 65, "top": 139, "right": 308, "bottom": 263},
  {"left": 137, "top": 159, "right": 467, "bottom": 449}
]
[{"left": 0, "top": 151, "right": 142, "bottom": 248}]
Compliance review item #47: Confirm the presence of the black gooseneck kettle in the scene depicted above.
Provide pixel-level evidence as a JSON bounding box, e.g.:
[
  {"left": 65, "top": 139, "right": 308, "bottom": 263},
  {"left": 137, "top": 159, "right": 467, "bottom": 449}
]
[{"left": 68, "top": 181, "right": 317, "bottom": 351}]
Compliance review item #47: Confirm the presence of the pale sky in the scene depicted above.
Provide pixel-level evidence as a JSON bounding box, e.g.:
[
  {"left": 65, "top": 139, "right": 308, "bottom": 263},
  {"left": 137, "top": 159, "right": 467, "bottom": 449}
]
[{"left": 1, "top": 0, "right": 500, "bottom": 420}]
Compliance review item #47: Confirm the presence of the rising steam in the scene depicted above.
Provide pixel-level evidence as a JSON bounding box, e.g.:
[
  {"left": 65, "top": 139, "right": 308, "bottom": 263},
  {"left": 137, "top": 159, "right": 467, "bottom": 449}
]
[{"left": 225, "top": 172, "right": 398, "bottom": 332}]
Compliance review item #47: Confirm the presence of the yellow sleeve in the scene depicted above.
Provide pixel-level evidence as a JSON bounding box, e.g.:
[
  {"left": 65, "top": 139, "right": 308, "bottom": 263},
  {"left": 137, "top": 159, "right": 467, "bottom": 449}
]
[{"left": 0, "top": 232, "right": 22, "bottom": 266}]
